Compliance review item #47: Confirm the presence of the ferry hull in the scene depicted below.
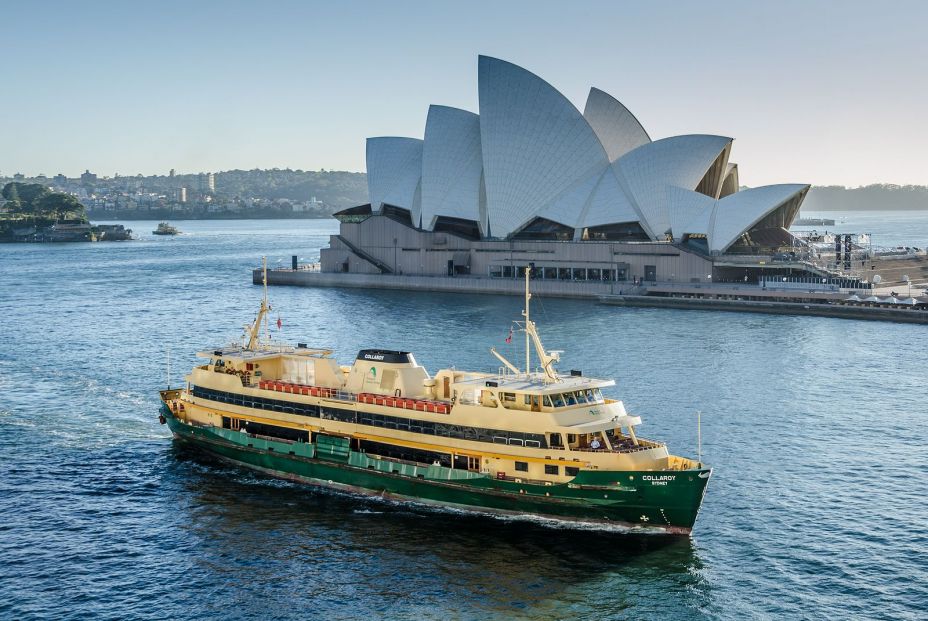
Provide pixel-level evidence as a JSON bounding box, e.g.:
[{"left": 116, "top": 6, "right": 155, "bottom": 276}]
[{"left": 163, "top": 406, "right": 710, "bottom": 534}]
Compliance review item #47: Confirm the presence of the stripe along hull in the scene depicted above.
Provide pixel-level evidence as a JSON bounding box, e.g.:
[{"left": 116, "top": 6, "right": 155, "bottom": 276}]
[{"left": 163, "top": 406, "right": 711, "bottom": 533}]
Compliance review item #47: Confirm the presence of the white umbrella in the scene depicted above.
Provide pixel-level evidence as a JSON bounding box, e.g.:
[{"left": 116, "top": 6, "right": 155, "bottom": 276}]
[
  {"left": 863, "top": 296, "right": 881, "bottom": 302},
  {"left": 845, "top": 294, "right": 861, "bottom": 302},
  {"left": 900, "top": 298, "right": 918, "bottom": 305},
  {"left": 882, "top": 297, "right": 899, "bottom": 304}
]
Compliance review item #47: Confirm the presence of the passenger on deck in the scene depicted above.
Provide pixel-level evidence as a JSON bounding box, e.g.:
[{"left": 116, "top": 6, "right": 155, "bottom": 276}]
[{"left": 590, "top": 436, "right": 602, "bottom": 450}]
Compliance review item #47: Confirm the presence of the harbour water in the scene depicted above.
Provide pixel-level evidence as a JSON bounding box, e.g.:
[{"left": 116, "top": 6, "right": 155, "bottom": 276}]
[{"left": 1, "top": 217, "right": 926, "bottom": 620}]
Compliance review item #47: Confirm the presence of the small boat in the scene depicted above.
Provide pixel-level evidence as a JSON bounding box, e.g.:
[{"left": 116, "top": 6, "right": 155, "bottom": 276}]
[{"left": 153, "top": 221, "right": 180, "bottom": 236}]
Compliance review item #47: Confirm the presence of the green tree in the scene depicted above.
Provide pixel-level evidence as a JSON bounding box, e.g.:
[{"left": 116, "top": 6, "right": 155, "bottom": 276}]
[
  {"left": 2, "top": 183, "right": 24, "bottom": 214},
  {"left": 35, "top": 192, "right": 86, "bottom": 220}
]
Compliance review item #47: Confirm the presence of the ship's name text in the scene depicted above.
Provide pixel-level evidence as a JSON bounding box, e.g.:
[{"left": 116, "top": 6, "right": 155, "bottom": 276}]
[{"left": 642, "top": 475, "right": 676, "bottom": 485}]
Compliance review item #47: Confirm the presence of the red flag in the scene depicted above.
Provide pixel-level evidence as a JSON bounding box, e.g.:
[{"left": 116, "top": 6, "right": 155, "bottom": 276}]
[
  {"left": 505, "top": 327, "right": 512, "bottom": 344},
  {"left": 276, "top": 317, "right": 282, "bottom": 330}
]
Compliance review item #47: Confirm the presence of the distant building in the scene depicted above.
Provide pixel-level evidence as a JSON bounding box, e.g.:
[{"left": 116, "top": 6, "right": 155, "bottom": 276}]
[
  {"left": 169, "top": 169, "right": 176, "bottom": 178},
  {"left": 80, "top": 169, "right": 97, "bottom": 184},
  {"left": 197, "top": 172, "right": 216, "bottom": 193},
  {"left": 176, "top": 187, "right": 187, "bottom": 203},
  {"left": 13, "top": 173, "right": 25, "bottom": 181},
  {"left": 320, "top": 55, "right": 814, "bottom": 288},
  {"left": 54, "top": 174, "right": 68, "bottom": 185}
]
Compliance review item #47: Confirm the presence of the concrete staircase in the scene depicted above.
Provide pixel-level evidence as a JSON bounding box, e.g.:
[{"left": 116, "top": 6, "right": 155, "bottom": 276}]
[{"left": 335, "top": 235, "right": 394, "bottom": 274}]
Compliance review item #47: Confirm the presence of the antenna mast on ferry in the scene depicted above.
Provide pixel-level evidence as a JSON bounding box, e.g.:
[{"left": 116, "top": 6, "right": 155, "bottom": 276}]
[
  {"left": 246, "top": 257, "right": 272, "bottom": 351},
  {"left": 524, "top": 266, "right": 531, "bottom": 375},
  {"left": 490, "top": 263, "right": 561, "bottom": 381}
]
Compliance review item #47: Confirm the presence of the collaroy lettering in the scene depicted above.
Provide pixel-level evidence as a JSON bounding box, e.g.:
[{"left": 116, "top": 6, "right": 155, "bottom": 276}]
[
  {"left": 356, "top": 350, "right": 411, "bottom": 364},
  {"left": 642, "top": 475, "right": 676, "bottom": 485}
]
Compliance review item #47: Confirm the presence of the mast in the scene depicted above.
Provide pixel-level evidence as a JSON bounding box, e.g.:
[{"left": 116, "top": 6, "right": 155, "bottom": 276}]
[
  {"left": 263, "top": 256, "right": 269, "bottom": 344},
  {"left": 524, "top": 267, "right": 531, "bottom": 375},
  {"left": 491, "top": 263, "right": 560, "bottom": 381},
  {"left": 246, "top": 257, "right": 271, "bottom": 351}
]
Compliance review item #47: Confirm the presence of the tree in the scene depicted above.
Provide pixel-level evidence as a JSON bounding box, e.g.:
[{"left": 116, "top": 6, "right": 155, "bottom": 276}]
[{"left": 35, "top": 192, "right": 85, "bottom": 220}]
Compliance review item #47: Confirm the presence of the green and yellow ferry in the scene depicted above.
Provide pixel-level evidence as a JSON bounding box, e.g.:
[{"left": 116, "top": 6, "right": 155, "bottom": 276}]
[{"left": 159, "top": 261, "right": 711, "bottom": 533}]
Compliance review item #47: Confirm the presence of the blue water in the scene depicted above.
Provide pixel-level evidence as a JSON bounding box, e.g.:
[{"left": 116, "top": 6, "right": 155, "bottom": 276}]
[
  {"left": 792, "top": 209, "right": 928, "bottom": 249},
  {"left": 1, "top": 219, "right": 926, "bottom": 620}
]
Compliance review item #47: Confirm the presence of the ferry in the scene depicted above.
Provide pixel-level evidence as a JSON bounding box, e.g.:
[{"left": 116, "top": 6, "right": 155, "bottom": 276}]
[
  {"left": 152, "top": 221, "right": 180, "bottom": 235},
  {"left": 159, "top": 260, "right": 712, "bottom": 533}
]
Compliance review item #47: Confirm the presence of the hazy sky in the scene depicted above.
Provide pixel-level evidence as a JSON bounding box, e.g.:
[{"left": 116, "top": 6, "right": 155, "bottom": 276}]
[{"left": 2, "top": 0, "right": 926, "bottom": 187}]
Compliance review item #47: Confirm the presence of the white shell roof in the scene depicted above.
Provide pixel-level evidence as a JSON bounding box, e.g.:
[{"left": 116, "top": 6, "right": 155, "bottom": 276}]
[
  {"left": 666, "top": 183, "right": 810, "bottom": 252},
  {"left": 420, "top": 105, "right": 483, "bottom": 230},
  {"left": 362, "top": 56, "right": 808, "bottom": 249},
  {"left": 614, "top": 134, "right": 733, "bottom": 238},
  {"left": 710, "top": 184, "right": 810, "bottom": 253},
  {"left": 478, "top": 55, "right": 610, "bottom": 238},
  {"left": 667, "top": 185, "right": 715, "bottom": 239},
  {"left": 720, "top": 163, "right": 739, "bottom": 198},
  {"left": 366, "top": 137, "right": 422, "bottom": 214},
  {"left": 578, "top": 167, "right": 641, "bottom": 229},
  {"left": 583, "top": 87, "right": 651, "bottom": 162}
]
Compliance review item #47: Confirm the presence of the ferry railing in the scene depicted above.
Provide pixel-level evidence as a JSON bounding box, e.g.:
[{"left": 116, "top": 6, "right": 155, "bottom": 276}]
[
  {"left": 573, "top": 442, "right": 665, "bottom": 455},
  {"left": 325, "top": 389, "right": 357, "bottom": 402}
]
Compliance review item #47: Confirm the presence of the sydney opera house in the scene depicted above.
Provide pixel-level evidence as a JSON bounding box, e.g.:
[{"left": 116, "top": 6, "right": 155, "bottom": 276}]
[{"left": 316, "top": 56, "right": 812, "bottom": 294}]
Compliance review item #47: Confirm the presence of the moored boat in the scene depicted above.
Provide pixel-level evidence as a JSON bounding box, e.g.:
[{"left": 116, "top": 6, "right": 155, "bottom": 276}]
[{"left": 159, "top": 260, "right": 712, "bottom": 533}]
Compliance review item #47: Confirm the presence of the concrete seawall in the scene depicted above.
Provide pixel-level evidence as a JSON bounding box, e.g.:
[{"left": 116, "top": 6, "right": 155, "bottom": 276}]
[
  {"left": 599, "top": 295, "right": 928, "bottom": 324},
  {"left": 256, "top": 269, "right": 635, "bottom": 299}
]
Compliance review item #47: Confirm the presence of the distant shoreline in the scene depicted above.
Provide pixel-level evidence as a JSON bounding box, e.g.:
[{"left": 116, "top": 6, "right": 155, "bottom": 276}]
[{"left": 87, "top": 212, "right": 335, "bottom": 221}]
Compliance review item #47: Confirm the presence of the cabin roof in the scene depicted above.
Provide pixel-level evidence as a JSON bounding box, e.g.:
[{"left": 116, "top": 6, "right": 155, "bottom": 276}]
[
  {"left": 452, "top": 372, "right": 614, "bottom": 393},
  {"left": 196, "top": 345, "right": 333, "bottom": 362}
]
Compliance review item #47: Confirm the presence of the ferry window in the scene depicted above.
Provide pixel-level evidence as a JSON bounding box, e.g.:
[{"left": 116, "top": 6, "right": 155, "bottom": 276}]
[
  {"left": 515, "top": 461, "right": 528, "bottom": 472},
  {"left": 592, "top": 388, "right": 604, "bottom": 403},
  {"left": 588, "top": 268, "right": 601, "bottom": 280},
  {"left": 543, "top": 267, "right": 557, "bottom": 280},
  {"left": 544, "top": 465, "right": 559, "bottom": 475},
  {"left": 500, "top": 392, "right": 516, "bottom": 402},
  {"left": 616, "top": 268, "right": 627, "bottom": 281},
  {"left": 503, "top": 266, "right": 513, "bottom": 278},
  {"left": 602, "top": 269, "right": 615, "bottom": 282},
  {"left": 564, "top": 392, "right": 577, "bottom": 406},
  {"left": 523, "top": 394, "right": 532, "bottom": 405},
  {"left": 543, "top": 395, "right": 553, "bottom": 408},
  {"left": 584, "top": 389, "right": 595, "bottom": 403},
  {"left": 489, "top": 265, "right": 503, "bottom": 278},
  {"left": 572, "top": 268, "right": 587, "bottom": 281},
  {"left": 517, "top": 266, "right": 527, "bottom": 278},
  {"left": 574, "top": 391, "right": 588, "bottom": 404},
  {"left": 558, "top": 267, "right": 571, "bottom": 280},
  {"left": 565, "top": 467, "right": 580, "bottom": 476},
  {"left": 552, "top": 394, "right": 566, "bottom": 408}
]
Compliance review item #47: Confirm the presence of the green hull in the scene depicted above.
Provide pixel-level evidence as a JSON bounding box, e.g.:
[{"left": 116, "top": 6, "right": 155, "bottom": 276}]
[{"left": 162, "top": 406, "right": 710, "bottom": 533}]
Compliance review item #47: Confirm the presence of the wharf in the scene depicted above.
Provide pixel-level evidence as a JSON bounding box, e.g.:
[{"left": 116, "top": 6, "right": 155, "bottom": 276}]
[
  {"left": 600, "top": 292, "right": 928, "bottom": 324},
  {"left": 256, "top": 268, "right": 617, "bottom": 299},
  {"left": 257, "top": 269, "right": 928, "bottom": 323}
]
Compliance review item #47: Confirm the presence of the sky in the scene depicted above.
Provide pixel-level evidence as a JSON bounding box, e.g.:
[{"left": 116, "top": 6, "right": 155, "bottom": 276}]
[{"left": 1, "top": 0, "right": 926, "bottom": 187}]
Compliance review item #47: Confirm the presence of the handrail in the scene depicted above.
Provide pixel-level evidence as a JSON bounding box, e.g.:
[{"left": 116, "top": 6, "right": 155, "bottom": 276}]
[{"left": 336, "top": 235, "right": 394, "bottom": 274}]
